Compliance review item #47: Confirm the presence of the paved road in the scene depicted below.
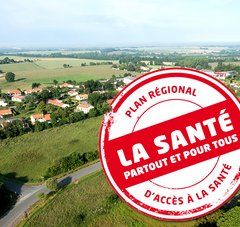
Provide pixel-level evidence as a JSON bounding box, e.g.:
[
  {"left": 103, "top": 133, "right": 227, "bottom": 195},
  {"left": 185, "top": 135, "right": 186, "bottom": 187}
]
[{"left": 0, "top": 162, "right": 102, "bottom": 227}]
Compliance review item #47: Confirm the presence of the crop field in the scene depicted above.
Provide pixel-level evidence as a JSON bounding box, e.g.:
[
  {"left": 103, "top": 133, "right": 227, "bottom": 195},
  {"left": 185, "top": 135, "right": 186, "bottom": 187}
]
[
  {"left": 24, "top": 171, "right": 197, "bottom": 227},
  {"left": 209, "top": 61, "right": 240, "bottom": 69},
  {"left": 0, "top": 116, "right": 102, "bottom": 182},
  {"left": 0, "top": 57, "right": 123, "bottom": 91}
]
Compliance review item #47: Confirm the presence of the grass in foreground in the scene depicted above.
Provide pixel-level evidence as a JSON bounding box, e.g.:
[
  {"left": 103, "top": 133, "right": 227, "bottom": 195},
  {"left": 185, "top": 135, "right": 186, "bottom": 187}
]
[
  {"left": 24, "top": 171, "right": 197, "bottom": 227},
  {"left": 0, "top": 116, "right": 102, "bottom": 182}
]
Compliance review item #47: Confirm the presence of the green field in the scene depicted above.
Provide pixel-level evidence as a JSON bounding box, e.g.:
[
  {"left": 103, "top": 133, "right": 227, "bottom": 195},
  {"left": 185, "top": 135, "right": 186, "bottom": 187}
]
[
  {"left": 24, "top": 171, "right": 197, "bottom": 227},
  {"left": 0, "top": 57, "right": 123, "bottom": 91},
  {"left": 0, "top": 117, "right": 102, "bottom": 182}
]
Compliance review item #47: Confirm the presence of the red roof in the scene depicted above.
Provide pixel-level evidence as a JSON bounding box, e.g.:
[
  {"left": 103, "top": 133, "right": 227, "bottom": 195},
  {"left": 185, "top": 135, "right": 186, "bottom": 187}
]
[
  {"left": 44, "top": 114, "right": 51, "bottom": 121},
  {"left": 32, "top": 113, "right": 51, "bottom": 121},
  {"left": 48, "top": 99, "right": 64, "bottom": 107},
  {"left": 7, "top": 89, "right": 21, "bottom": 95},
  {"left": 77, "top": 103, "right": 92, "bottom": 108},
  {"left": 107, "top": 99, "right": 114, "bottom": 105},
  {"left": 0, "top": 109, "right": 12, "bottom": 116}
]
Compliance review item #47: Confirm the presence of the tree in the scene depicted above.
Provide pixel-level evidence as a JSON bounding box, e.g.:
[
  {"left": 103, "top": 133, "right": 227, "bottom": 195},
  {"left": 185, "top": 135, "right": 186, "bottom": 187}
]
[
  {"left": 32, "top": 82, "right": 41, "bottom": 89},
  {"left": 34, "top": 121, "right": 45, "bottom": 132},
  {"left": 88, "top": 108, "right": 98, "bottom": 118},
  {"left": 63, "top": 64, "right": 71, "bottom": 68},
  {"left": 46, "top": 178, "right": 58, "bottom": 191},
  {"left": 53, "top": 80, "right": 58, "bottom": 85},
  {"left": 50, "top": 113, "right": 58, "bottom": 127},
  {"left": 36, "top": 101, "right": 46, "bottom": 113},
  {"left": 5, "top": 72, "right": 15, "bottom": 82}
]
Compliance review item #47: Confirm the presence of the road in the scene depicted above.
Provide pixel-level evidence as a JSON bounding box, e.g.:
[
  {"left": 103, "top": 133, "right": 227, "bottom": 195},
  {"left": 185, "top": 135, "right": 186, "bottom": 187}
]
[{"left": 0, "top": 162, "right": 102, "bottom": 227}]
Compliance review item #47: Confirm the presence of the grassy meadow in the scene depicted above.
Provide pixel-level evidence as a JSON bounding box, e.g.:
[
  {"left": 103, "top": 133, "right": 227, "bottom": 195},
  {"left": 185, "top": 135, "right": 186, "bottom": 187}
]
[
  {"left": 0, "top": 56, "right": 123, "bottom": 91},
  {"left": 0, "top": 116, "right": 102, "bottom": 182},
  {"left": 23, "top": 171, "right": 197, "bottom": 227}
]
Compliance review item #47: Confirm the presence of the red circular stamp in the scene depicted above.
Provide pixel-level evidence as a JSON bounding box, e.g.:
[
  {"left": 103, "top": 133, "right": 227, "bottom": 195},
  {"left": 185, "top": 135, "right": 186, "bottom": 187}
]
[{"left": 99, "top": 68, "right": 240, "bottom": 221}]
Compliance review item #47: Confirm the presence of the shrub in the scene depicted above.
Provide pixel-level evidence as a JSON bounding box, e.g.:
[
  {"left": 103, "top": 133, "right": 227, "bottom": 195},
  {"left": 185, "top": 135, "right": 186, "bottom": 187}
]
[
  {"left": 5, "top": 72, "right": 15, "bottom": 82},
  {"left": 46, "top": 178, "right": 58, "bottom": 192},
  {"left": 44, "top": 150, "right": 99, "bottom": 178}
]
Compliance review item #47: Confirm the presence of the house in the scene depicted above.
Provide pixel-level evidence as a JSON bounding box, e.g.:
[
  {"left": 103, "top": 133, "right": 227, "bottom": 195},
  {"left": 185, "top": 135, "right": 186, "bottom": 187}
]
[
  {"left": 230, "top": 83, "right": 239, "bottom": 89},
  {"left": 116, "top": 86, "right": 124, "bottom": 92},
  {"left": 76, "top": 94, "right": 88, "bottom": 101},
  {"left": 107, "top": 99, "right": 114, "bottom": 105},
  {"left": 214, "top": 71, "right": 234, "bottom": 80},
  {"left": 48, "top": 99, "right": 70, "bottom": 108},
  {"left": 68, "top": 90, "right": 78, "bottom": 97},
  {"left": 24, "top": 87, "right": 42, "bottom": 95},
  {"left": 30, "top": 113, "right": 51, "bottom": 125},
  {"left": 0, "top": 109, "right": 13, "bottom": 119},
  {"left": 7, "top": 89, "right": 21, "bottom": 96},
  {"left": 0, "top": 99, "right": 7, "bottom": 107},
  {"left": 12, "top": 95, "right": 25, "bottom": 102},
  {"left": 140, "top": 66, "right": 150, "bottom": 72},
  {"left": 60, "top": 82, "right": 74, "bottom": 88},
  {"left": 123, "top": 76, "right": 135, "bottom": 85},
  {"left": 76, "top": 102, "right": 94, "bottom": 114},
  {"left": 163, "top": 62, "right": 175, "bottom": 66}
]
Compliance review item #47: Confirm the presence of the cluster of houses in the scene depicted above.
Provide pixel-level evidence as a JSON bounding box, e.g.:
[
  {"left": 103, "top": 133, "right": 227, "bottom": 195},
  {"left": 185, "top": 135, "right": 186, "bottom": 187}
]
[
  {"left": 0, "top": 82, "right": 97, "bottom": 126},
  {"left": 6, "top": 88, "right": 43, "bottom": 103},
  {"left": 201, "top": 70, "right": 237, "bottom": 81},
  {"left": 1, "top": 69, "right": 238, "bottom": 127}
]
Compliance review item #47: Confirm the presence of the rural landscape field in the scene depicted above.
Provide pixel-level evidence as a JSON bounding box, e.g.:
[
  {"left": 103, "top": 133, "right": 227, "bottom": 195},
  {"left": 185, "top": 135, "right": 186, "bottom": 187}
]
[
  {"left": 0, "top": 46, "right": 239, "bottom": 227},
  {"left": 1, "top": 0, "right": 240, "bottom": 226},
  {"left": 0, "top": 56, "right": 124, "bottom": 91}
]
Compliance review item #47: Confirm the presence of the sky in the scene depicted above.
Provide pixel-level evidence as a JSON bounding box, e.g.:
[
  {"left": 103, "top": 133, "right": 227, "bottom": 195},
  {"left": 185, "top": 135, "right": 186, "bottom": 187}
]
[{"left": 0, "top": 0, "right": 240, "bottom": 48}]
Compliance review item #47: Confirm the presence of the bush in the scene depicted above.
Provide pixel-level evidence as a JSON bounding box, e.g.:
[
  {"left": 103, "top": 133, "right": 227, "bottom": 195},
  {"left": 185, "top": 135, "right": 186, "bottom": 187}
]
[
  {"left": 46, "top": 178, "right": 58, "bottom": 192},
  {"left": 5, "top": 72, "right": 15, "bottom": 82},
  {"left": 44, "top": 150, "right": 99, "bottom": 178},
  {"left": 73, "top": 212, "right": 86, "bottom": 224}
]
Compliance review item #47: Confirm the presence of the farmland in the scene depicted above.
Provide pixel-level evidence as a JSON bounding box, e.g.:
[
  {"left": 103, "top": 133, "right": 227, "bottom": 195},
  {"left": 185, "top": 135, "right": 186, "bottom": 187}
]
[
  {"left": 0, "top": 57, "right": 124, "bottom": 91},
  {"left": 0, "top": 116, "right": 102, "bottom": 182},
  {"left": 23, "top": 171, "right": 197, "bottom": 227}
]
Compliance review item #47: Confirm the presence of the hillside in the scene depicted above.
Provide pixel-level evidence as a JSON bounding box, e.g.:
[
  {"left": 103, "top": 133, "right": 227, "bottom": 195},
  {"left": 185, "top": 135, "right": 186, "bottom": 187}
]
[
  {"left": 0, "top": 116, "right": 102, "bottom": 182},
  {"left": 23, "top": 171, "right": 197, "bottom": 227}
]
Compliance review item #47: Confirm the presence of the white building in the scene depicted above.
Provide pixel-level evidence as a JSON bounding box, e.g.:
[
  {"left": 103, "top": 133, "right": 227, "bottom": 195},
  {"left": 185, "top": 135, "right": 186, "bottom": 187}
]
[
  {"left": 12, "top": 95, "right": 25, "bottom": 102},
  {"left": 76, "top": 94, "right": 88, "bottom": 101},
  {"left": 140, "top": 66, "right": 150, "bottom": 72},
  {"left": 215, "top": 71, "right": 233, "bottom": 80},
  {"left": 0, "top": 99, "right": 7, "bottom": 107},
  {"left": 48, "top": 99, "right": 70, "bottom": 108},
  {"left": 76, "top": 102, "right": 94, "bottom": 114},
  {"left": 30, "top": 113, "right": 51, "bottom": 125},
  {"left": 68, "top": 90, "right": 78, "bottom": 97},
  {"left": 123, "top": 76, "right": 135, "bottom": 85}
]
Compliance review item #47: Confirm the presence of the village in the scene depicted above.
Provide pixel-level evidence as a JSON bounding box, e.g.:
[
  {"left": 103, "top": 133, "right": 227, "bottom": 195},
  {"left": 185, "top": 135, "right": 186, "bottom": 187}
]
[{"left": 0, "top": 66, "right": 239, "bottom": 139}]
